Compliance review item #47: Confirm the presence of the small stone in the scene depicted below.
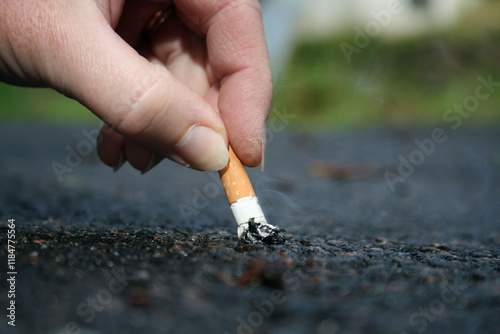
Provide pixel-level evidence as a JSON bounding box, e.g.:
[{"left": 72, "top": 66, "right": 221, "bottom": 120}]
[{"left": 300, "top": 239, "right": 312, "bottom": 246}]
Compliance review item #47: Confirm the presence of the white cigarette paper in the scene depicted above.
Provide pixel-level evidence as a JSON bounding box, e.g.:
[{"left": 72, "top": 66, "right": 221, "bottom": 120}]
[{"left": 230, "top": 196, "right": 266, "bottom": 238}]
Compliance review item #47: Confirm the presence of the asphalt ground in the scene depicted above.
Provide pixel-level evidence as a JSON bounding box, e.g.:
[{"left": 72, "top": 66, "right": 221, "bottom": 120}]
[{"left": 0, "top": 124, "right": 499, "bottom": 334}]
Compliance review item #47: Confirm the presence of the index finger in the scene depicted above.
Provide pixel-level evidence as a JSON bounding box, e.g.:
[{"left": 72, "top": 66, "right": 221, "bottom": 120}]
[{"left": 174, "top": 0, "right": 273, "bottom": 167}]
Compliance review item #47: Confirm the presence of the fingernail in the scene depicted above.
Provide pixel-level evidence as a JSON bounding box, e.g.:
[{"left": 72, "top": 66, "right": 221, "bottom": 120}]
[
  {"left": 113, "top": 152, "right": 126, "bottom": 172},
  {"left": 169, "top": 153, "right": 191, "bottom": 169},
  {"left": 141, "top": 154, "right": 163, "bottom": 175},
  {"left": 259, "top": 129, "right": 266, "bottom": 172},
  {"left": 175, "top": 126, "right": 228, "bottom": 171}
]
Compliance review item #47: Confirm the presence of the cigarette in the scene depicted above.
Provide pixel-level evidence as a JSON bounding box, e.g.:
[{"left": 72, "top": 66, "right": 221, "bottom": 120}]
[{"left": 219, "top": 146, "right": 285, "bottom": 244}]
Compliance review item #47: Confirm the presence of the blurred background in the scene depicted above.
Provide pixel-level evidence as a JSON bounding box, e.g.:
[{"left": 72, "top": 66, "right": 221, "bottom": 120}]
[{"left": 1, "top": 0, "right": 500, "bottom": 130}]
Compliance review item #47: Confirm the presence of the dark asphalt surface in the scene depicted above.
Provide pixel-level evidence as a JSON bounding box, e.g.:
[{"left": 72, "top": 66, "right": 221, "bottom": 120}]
[{"left": 1, "top": 124, "right": 499, "bottom": 334}]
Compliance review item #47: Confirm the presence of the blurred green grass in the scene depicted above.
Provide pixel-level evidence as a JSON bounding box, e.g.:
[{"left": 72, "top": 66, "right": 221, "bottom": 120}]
[
  {"left": 0, "top": 84, "right": 96, "bottom": 123},
  {"left": 271, "top": 34, "right": 500, "bottom": 130}
]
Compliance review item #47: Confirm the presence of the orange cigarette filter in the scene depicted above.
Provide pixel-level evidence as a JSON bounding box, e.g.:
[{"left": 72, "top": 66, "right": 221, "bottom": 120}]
[{"left": 219, "top": 146, "right": 255, "bottom": 204}]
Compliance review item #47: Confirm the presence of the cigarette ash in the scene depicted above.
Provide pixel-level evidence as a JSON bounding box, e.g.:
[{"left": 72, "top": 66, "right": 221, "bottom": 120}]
[{"left": 240, "top": 218, "right": 286, "bottom": 245}]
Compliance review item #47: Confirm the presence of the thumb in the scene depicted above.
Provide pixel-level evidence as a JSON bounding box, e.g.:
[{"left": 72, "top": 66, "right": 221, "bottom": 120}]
[{"left": 50, "top": 6, "right": 229, "bottom": 171}]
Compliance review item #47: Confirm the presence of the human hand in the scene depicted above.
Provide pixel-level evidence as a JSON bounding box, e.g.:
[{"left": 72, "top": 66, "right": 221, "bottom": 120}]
[{"left": 0, "top": 0, "right": 272, "bottom": 172}]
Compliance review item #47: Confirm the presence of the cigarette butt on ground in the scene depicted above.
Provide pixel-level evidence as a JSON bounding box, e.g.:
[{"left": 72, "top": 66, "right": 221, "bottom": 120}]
[{"left": 219, "top": 146, "right": 285, "bottom": 244}]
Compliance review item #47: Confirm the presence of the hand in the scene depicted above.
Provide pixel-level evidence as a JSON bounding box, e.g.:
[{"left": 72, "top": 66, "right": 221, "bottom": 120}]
[{"left": 0, "top": 0, "right": 272, "bottom": 172}]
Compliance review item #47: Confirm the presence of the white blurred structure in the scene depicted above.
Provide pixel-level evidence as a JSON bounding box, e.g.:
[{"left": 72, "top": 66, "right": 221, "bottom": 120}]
[
  {"left": 261, "top": 0, "right": 482, "bottom": 75},
  {"left": 294, "top": 0, "right": 479, "bottom": 38}
]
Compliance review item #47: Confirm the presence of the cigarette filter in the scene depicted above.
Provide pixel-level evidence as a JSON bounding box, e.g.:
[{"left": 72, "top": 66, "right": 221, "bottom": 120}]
[{"left": 219, "top": 146, "right": 285, "bottom": 244}]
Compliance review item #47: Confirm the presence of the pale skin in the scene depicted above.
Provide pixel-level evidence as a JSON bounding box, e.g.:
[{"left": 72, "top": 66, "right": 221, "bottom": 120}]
[{"left": 0, "top": 0, "right": 272, "bottom": 172}]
